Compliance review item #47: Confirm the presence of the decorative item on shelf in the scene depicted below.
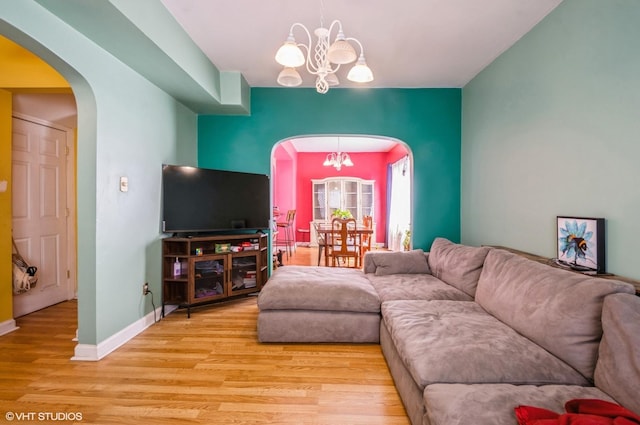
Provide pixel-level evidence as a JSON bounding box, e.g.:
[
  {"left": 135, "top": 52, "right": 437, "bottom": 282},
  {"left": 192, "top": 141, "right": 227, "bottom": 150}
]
[
  {"left": 243, "top": 271, "right": 257, "bottom": 288},
  {"left": 402, "top": 229, "right": 411, "bottom": 251},
  {"left": 556, "top": 216, "right": 605, "bottom": 274},
  {"left": 215, "top": 243, "right": 231, "bottom": 253},
  {"left": 323, "top": 137, "right": 354, "bottom": 170},
  {"left": 332, "top": 208, "right": 353, "bottom": 219},
  {"left": 274, "top": 2, "right": 373, "bottom": 94},
  {"left": 173, "top": 257, "right": 181, "bottom": 276}
]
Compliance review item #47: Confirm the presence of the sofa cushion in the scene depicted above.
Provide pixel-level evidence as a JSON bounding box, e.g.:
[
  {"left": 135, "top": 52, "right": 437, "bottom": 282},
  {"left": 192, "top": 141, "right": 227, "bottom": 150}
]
[
  {"left": 257, "top": 266, "right": 380, "bottom": 313},
  {"left": 367, "top": 273, "right": 473, "bottom": 303},
  {"left": 426, "top": 238, "right": 491, "bottom": 297},
  {"left": 594, "top": 293, "right": 640, "bottom": 414},
  {"left": 424, "top": 384, "right": 613, "bottom": 425},
  {"left": 363, "top": 249, "right": 430, "bottom": 275},
  {"left": 257, "top": 310, "right": 380, "bottom": 343},
  {"left": 369, "top": 249, "right": 431, "bottom": 276},
  {"left": 381, "top": 300, "right": 589, "bottom": 389},
  {"left": 476, "top": 249, "right": 635, "bottom": 381}
]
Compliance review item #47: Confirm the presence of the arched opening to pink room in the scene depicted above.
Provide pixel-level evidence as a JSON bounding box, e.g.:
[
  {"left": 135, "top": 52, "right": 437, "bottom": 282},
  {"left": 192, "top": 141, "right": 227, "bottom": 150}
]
[{"left": 271, "top": 135, "right": 413, "bottom": 254}]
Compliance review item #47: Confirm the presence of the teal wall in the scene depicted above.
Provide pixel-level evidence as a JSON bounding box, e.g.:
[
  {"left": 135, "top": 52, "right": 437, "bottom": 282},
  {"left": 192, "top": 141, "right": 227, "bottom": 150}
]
[
  {"left": 461, "top": 0, "right": 640, "bottom": 279},
  {"left": 198, "top": 88, "right": 462, "bottom": 249},
  {"left": 1, "top": 2, "right": 198, "bottom": 345}
]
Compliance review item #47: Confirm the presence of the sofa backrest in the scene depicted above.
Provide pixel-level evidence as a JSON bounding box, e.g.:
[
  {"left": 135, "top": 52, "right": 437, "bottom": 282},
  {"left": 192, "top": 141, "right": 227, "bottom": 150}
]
[
  {"left": 363, "top": 249, "right": 431, "bottom": 276},
  {"left": 427, "top": 238, "right": 491, "bottom": 297},
  {"left": 475, "top": 249, "right": 635, "bottom": 381},
  {"left": 594, "top": 293, "right": 640, "bottom": 414}
]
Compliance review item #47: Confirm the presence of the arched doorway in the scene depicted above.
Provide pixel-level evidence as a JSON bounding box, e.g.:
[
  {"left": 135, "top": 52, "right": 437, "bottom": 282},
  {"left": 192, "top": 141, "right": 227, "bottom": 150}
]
[
  {"left": 271, "top": 135, "right": 412, "bottom": 254},
  {"left": 1, "top": 36, "right": 78, "bottom": 321},
  {"left": 0, "top": 22, "right": 98, "bottom": 357}
]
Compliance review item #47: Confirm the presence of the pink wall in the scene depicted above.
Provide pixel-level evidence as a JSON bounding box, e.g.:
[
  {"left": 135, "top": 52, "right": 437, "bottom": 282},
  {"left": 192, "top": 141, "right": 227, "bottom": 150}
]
[
  {"left": 387, "top": 143, "right": 410, "bottom": 164},
  {"left": 274, "top": 160, "right": 295, "bottom": 211},
  {"left": 273, "top": 144, "right": 297, "bottom": 230},
  {"left": 295, "top": 152, "right": 388, "bottom": 243}
]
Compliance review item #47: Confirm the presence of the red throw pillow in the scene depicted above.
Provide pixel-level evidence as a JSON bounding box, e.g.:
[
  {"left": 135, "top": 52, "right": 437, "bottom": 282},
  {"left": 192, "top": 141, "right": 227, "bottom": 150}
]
[{"left": 515, "top": 399, "right": 640, "bottom": 425}]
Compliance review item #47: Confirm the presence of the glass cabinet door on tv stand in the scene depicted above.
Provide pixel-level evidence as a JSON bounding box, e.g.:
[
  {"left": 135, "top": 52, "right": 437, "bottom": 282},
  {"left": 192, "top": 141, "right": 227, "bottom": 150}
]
[
  {"left": 162, "top": 233, "right": 269, "bottom": 318},
  {"left": 191, "top": 255, "right": 226, "bottom": 302}
]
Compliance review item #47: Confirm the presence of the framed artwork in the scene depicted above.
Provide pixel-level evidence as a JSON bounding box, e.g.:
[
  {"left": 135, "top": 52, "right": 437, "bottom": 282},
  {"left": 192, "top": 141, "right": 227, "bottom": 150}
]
[{"left": 556, "top": 216, "right": 605, "bottom": 274}]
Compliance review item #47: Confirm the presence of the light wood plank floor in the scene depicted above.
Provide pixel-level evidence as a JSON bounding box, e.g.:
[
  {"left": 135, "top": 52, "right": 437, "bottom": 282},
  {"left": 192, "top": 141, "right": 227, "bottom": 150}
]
[
  {"left": 0, "top": 247, "right": 409, "bottom": 424},
  {"left": 277, "top": 244, "right": 325, "bottom": 267}
]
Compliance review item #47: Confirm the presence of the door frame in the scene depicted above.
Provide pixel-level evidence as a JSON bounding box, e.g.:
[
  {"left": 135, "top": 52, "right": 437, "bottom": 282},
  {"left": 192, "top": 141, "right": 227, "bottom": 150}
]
[{"left": 12, "top": 112, "right": 77, "bottom": 303}]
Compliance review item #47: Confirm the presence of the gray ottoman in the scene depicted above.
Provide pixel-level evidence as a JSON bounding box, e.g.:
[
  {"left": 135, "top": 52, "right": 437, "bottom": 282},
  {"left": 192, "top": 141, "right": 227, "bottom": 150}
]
[{"left": 257, "top": 266, "right": 381, "bottom": 343}]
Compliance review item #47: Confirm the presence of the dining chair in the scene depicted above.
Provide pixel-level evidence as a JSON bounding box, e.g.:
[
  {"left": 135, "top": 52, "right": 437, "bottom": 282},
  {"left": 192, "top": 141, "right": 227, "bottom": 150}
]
[
  {"left": 276, "top": 209, "right": 296, "bottom": 258},
  {"left": 360, "top": 215, "right": 373, "bottom": 264},
  {"left": 312, "top": 221, "right": 327, "bottom": 266},
  {"left": 329, "top": 218, "right": 360, "bottom": 268}
]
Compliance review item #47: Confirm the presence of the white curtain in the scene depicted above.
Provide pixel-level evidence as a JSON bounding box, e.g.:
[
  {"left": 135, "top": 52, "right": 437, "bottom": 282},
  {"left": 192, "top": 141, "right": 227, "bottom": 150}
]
[{"left": 387, "top": 156, "right": 411, "bottom": 251}]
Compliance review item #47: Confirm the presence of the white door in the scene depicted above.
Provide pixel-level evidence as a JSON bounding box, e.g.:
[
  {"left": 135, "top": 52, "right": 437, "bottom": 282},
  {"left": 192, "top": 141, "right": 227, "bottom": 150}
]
[{"left": 12, "top": 117, "right": 71, "bottom": 317}]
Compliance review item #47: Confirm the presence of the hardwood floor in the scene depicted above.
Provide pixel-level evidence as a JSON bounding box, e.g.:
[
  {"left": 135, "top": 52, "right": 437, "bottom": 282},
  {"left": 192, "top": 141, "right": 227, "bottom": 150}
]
[
  {"left": 0, "top": 247, "right": 409, "bottom": 424},
  {"left": 278, "top": 245, "right": 325, "bottom": 267},
  {"left": 277, "top": 245, "right": 363, "bottom": 268}
]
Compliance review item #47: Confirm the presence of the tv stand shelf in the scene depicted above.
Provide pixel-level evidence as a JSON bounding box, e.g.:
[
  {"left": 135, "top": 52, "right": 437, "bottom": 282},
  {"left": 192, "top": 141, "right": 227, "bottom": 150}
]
[{"left": 162, "top": 233, "right": 269, "bottom": 317}]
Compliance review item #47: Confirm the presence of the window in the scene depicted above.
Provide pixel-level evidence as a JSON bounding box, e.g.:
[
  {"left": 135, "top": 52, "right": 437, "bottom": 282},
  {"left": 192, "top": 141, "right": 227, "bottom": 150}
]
[
  {"left": 387, "top": 156, "right": 411, "bottom": 251},
  {"left": 312, "top": 177, "right": 374, "bottom": 221}
]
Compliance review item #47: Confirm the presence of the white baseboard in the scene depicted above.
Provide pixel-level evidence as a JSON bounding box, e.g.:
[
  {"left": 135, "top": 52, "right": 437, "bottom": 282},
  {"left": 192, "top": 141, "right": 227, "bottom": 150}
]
[
  {"left": 0, "top": 319, "right": 19, "bottom": 336},
  {"left": 71, "top": 305, "right": 174, "bottom": 361}
]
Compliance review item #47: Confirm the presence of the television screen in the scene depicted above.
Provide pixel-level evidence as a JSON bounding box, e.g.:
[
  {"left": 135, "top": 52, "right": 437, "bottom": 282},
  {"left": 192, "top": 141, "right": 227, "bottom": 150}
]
[
  {"left": 162, "top": 164, "right": 270, "bottom": 234},
  {"left": 556, "top": 216, "right": 605, "bottom": 274}
]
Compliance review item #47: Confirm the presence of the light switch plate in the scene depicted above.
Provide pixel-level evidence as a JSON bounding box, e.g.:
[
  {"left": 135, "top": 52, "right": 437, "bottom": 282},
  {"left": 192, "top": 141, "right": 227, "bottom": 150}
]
[{"left": 120, "top": 176, "right": 128, "bottom": 192}]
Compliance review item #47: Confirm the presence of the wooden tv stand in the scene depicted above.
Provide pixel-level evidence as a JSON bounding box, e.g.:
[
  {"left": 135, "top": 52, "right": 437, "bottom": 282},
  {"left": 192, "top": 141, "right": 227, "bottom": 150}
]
[{"left": 162, "top": 233, "right": 269, "bottom": 317}]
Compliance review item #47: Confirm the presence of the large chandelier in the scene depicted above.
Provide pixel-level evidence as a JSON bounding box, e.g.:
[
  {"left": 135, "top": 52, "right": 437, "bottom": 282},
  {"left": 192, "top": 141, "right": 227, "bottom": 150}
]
[
  {"left": 275, "top": 15, "right": 373, "bottom": 94},
  {"left": 323, "top": 137, "right": 354, "bottom": 171}
]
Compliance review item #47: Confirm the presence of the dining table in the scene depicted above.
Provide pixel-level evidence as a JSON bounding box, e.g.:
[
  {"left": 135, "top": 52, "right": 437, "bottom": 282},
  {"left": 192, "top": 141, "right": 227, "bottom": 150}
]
[{"left": 315, "top": 223, "right": 374, "bottom": 267}]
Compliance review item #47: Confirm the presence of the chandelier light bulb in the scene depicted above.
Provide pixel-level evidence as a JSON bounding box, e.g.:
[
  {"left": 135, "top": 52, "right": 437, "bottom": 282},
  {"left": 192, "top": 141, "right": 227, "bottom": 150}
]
[
  {"left": 324, "top": 72, "right": 339, "bottom": 86},
  {"left": 277, "top": 67, "right": 303, "bottom": 87},
  {"left": 342, "top": 154, "right": 354, "bottom": 167},
  {"left": 347, "top": 54, "right": 374, "bottom": 83},
  {"left": 275, "top": 35, "right": 305, "bottom": 68},
  {"left": 323, "top": 151, "right": 354, "bottom": 171},
  {"left": 327, "top": 30, "right": 357, "bottom": 64}
]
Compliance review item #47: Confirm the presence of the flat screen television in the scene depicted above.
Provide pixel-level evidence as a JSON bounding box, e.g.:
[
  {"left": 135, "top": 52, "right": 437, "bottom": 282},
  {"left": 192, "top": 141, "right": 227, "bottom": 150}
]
[
  {"left": 556, "top": 216, "right": 605, "bottom": 274},
  {"left": 162, "top": 164, "right": 270, "bottom": 235}
]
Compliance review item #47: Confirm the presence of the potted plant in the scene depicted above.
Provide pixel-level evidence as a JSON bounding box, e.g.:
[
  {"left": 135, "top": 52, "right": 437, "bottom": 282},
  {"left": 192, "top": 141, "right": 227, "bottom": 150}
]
[
  {"left": 332, "top": 209, "right": 353, "bottom": 219},
  {"left": 402, "top": 229, "right": 411, "bottom": 251}
]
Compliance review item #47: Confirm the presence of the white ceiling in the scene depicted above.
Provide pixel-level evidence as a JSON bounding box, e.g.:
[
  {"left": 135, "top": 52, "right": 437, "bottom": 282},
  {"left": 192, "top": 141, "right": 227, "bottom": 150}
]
[
  {"left": 162, "top": 0, "right": 563, "bottom": 89},
  {"left": 12, "top": 94, "right": 77, "bottom": 129},
  {"left": 289, "top": 136, "right": 399, "bottom": 153}
]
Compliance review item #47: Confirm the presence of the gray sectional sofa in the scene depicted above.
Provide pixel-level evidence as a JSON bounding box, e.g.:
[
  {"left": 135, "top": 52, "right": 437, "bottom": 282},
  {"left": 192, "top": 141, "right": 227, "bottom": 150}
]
[{"left": 258, "top": 238, "right": 640, "bottom": 424}]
